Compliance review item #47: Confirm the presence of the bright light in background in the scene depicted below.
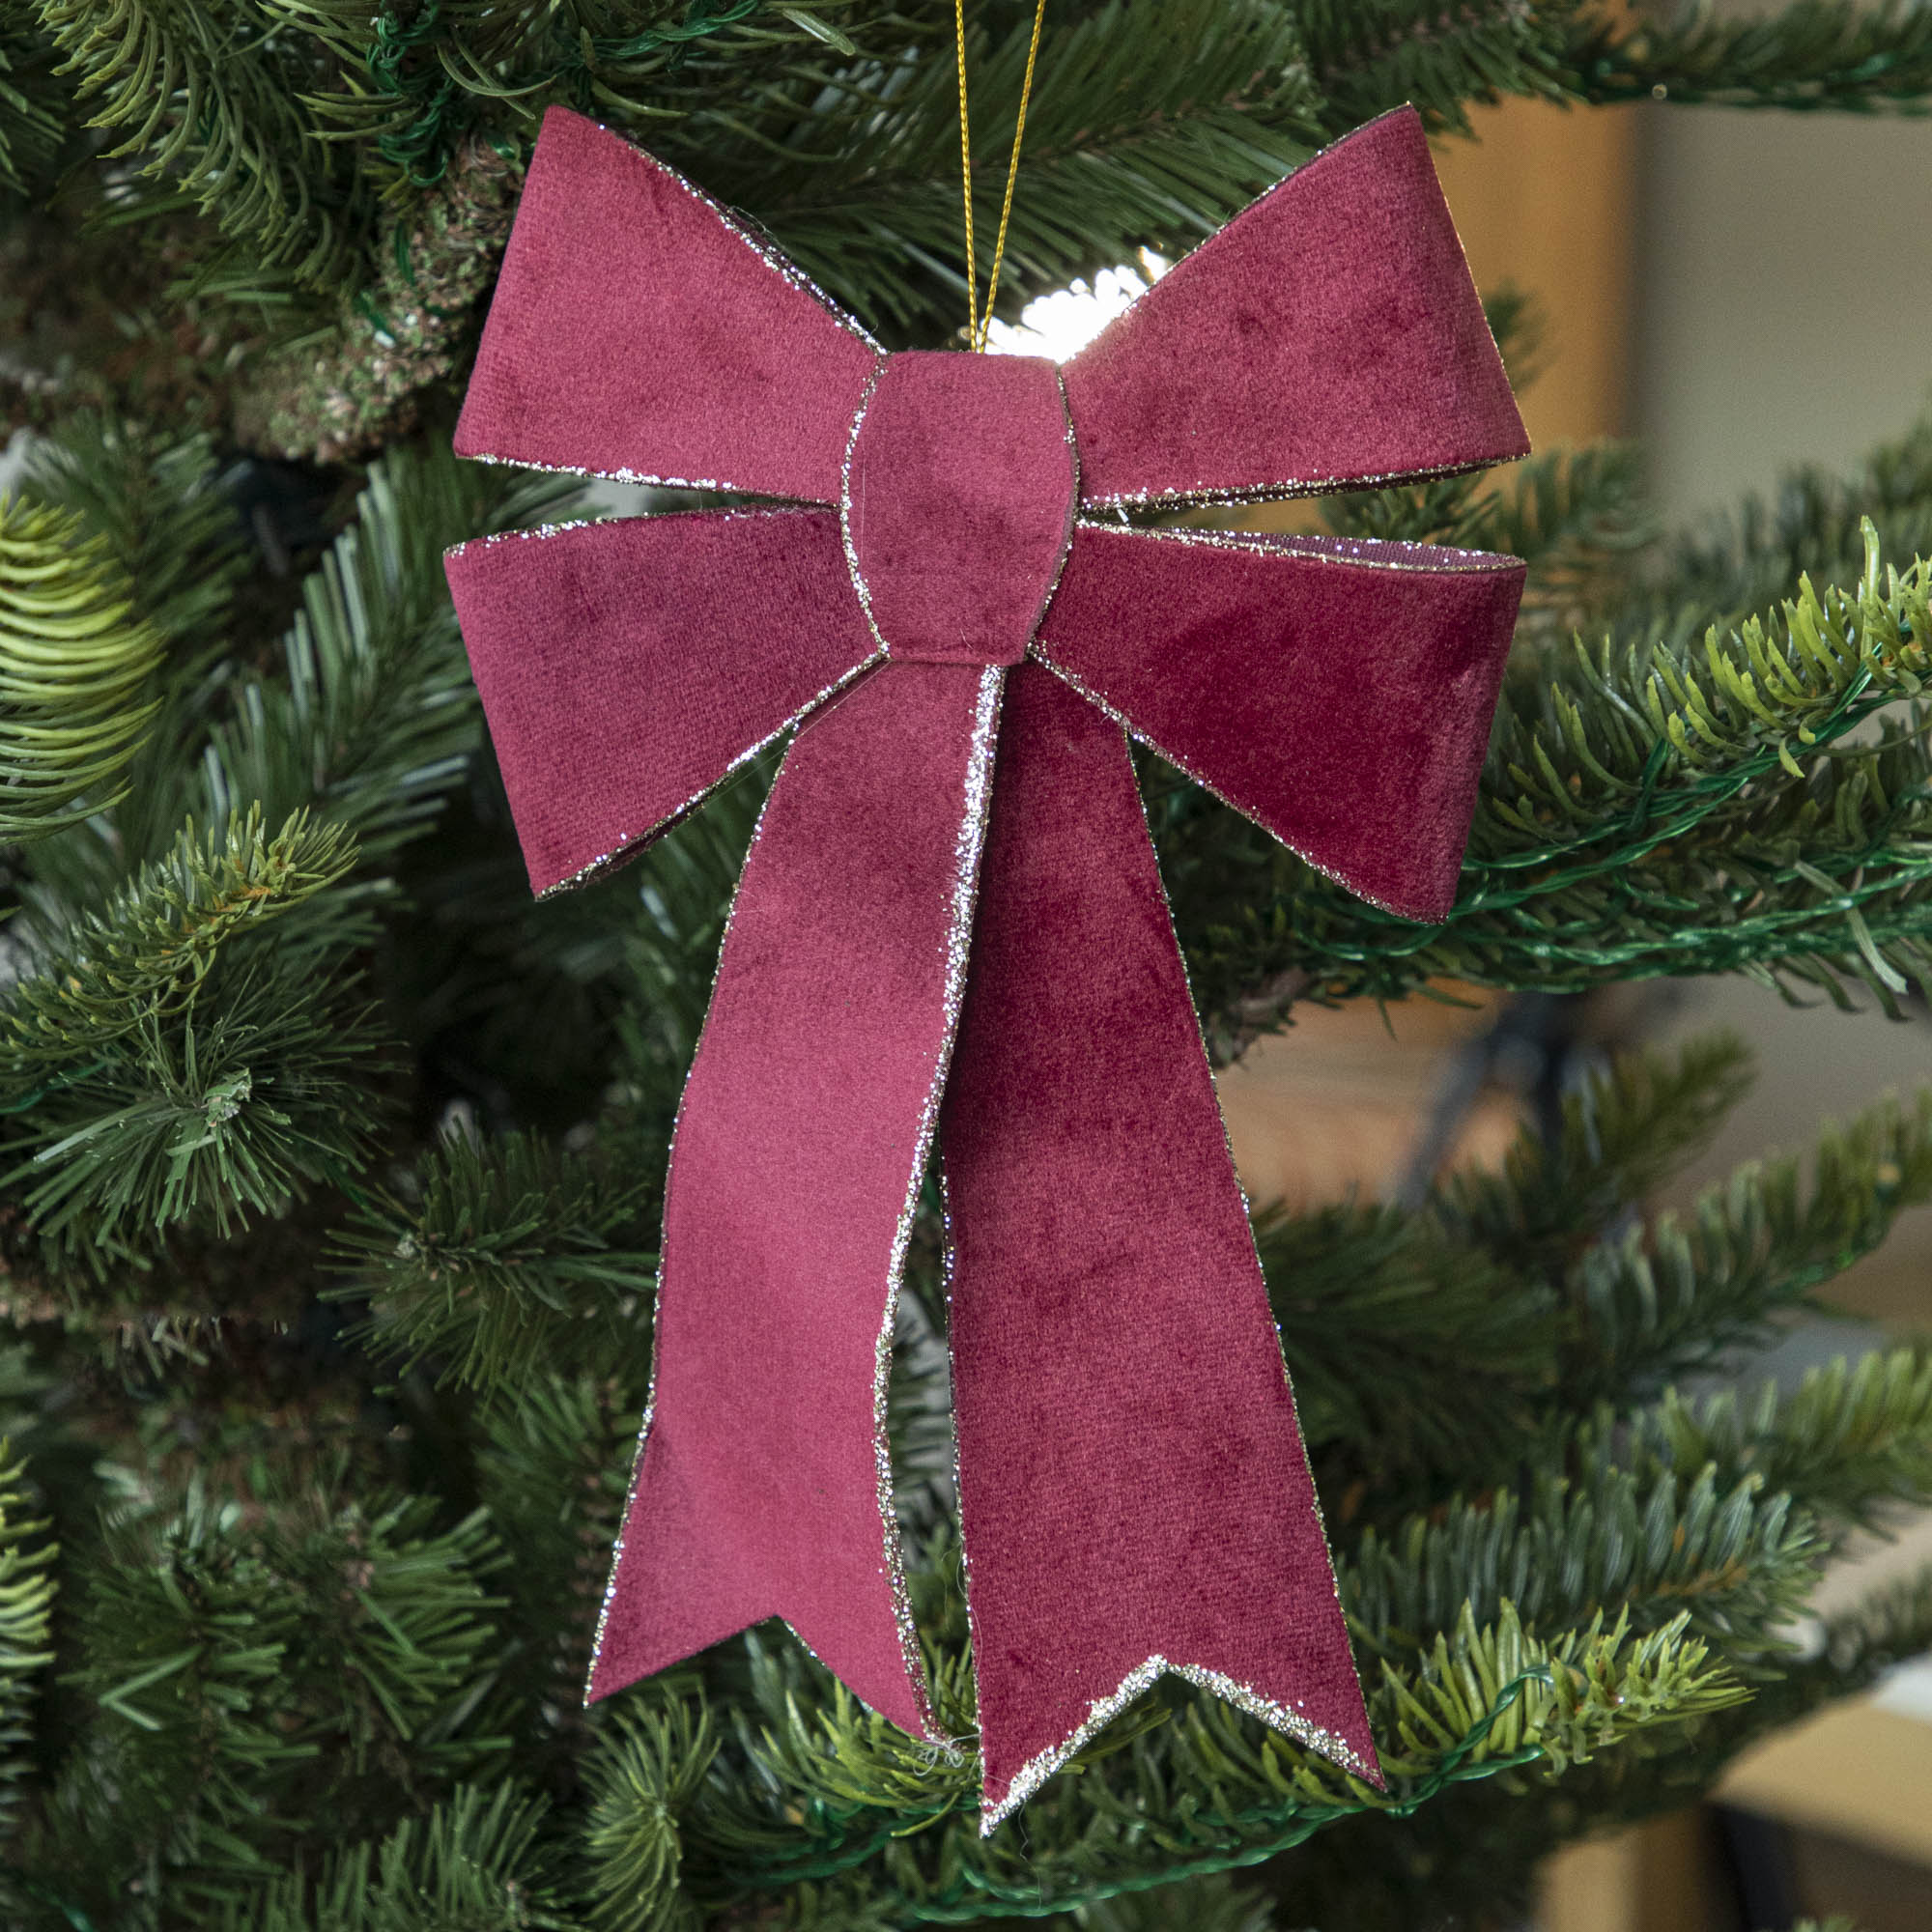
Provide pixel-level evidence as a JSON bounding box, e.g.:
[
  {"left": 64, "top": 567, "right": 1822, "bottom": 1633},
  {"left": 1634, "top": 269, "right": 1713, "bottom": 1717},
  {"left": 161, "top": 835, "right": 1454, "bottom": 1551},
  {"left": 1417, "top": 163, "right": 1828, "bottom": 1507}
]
[
  {"left": 983, "top": 251, "right": 1168, "bottom": 360},
  {"left": 0, "top": 430, "right": 32, "bottom": 497}
]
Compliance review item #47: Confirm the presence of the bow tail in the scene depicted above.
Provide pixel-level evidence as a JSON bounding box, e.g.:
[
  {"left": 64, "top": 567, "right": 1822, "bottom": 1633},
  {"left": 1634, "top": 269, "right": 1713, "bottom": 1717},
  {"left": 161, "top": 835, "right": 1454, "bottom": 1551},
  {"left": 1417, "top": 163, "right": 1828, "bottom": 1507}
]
[
  {"left": 943, "top": 663, "right": 1378, "bottom": 1826},
  {"left": 588, "top": 660, "right": 1005, "bottom": 1737}
]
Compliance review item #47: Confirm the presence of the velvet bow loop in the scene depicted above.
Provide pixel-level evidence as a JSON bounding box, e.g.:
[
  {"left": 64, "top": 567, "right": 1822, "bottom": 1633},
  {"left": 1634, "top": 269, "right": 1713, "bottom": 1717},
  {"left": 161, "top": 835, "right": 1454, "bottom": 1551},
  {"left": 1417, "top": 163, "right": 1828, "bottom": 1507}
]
[
  {"left": 1035, "top": 527, "right": 1527, "bottom": 922},
  {"left": 455, "top": 105, "right": 882, "bottom": 503},
  {"left": 1057, "top": 105, "right": 1526, "bottom": 509}
]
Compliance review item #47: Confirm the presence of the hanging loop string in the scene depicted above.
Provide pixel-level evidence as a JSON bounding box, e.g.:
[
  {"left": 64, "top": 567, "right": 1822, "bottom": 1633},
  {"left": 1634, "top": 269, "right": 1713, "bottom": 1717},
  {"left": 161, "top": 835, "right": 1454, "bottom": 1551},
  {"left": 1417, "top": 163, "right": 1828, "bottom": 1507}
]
[
  {"left": 954, "top": 0, "right": 1049, "bottom": 352},
  {"left": 952, "top": 1, "right": 980, "bottom": 347}
]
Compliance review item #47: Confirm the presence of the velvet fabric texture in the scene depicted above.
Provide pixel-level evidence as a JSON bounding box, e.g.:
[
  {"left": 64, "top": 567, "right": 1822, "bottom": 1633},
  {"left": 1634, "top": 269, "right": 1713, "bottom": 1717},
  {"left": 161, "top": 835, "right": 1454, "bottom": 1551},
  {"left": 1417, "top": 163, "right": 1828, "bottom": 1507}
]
[
  {"left": 445, "top": 101, "right": 1529, "bottom": 1824},
  {"left": 1037, "top": 529, "right": 1524, "bottom": 920},
  {"left": 456, "top": 108, "right": 877, "bottom": 500},
  {"left": 1060, "top": 107, "right": 1526, "bottom": 506}
]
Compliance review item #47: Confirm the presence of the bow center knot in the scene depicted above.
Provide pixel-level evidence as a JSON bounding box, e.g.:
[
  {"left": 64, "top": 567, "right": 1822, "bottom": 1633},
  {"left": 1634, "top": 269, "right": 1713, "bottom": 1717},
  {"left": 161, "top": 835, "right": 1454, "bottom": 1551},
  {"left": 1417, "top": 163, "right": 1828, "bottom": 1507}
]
[{"left": 841, "top": 351, "right": 1078, "bottom": 668}]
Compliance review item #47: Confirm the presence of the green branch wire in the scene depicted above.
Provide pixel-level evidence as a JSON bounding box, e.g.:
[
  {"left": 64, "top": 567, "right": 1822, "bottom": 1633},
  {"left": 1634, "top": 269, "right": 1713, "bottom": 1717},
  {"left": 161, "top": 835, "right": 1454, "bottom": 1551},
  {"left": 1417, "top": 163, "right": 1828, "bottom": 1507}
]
[
  {"left": 730, "top": 1672, "right": 1553, "bottom": 1922},
  {"left": 363, "top": 0, "right": 469, "bottom": 189}
]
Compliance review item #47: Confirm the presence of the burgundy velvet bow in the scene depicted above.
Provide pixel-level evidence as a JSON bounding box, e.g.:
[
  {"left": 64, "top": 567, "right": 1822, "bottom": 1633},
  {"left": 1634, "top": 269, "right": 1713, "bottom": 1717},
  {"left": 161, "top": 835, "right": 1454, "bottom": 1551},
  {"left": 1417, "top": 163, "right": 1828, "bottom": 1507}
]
[{"left": 446, "top": 102, "right": 1529, "bottom": 1824}]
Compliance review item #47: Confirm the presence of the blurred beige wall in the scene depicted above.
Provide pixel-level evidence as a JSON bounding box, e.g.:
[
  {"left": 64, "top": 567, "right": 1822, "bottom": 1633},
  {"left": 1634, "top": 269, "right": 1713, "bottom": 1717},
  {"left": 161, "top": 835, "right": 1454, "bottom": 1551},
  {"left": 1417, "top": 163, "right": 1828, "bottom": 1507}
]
[
  {"left": 1634, "top": 8, "right": 1932, "bottom": 523},
  {"left": 1433, "top": 99, "right": 1641, "bottom": 446}
]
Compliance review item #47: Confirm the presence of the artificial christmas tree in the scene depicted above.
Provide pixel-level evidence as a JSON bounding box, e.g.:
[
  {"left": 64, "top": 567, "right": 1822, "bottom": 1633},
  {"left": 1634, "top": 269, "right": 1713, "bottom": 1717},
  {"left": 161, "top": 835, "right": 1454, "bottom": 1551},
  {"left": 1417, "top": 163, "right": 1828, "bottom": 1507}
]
[{"left": 3, "top": 1, "right": 1932, "bottom": 1926}]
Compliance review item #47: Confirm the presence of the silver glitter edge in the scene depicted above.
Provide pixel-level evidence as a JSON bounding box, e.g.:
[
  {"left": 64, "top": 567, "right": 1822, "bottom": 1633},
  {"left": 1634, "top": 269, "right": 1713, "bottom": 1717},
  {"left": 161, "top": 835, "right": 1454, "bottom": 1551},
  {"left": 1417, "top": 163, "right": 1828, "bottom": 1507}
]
[
  {"left": 872, "top": 661, "right": 1007, "bottom": 1743},
  {"left": 980, "top": 1656, "right": 1379, "bottom": 1833},
  {"left": 937, "top": 1154, "right": 970, "bottom": 1605},
  {"left": 444, "top": 501, "right": 824, "bottom": 566},
  {"left": 1029, "top": 650, "right": 1444, "bottom": 924},
  {"left": 838, "top": 359, "right": 892, "bottom": 656},
  {"left": 446, "top": 516, "right": 602, "bottom": 555},
  {"left": 1078, "top": 451, "right": 1526, "bottom": 517},
  {"left": 976, "top": 734, "right": 1379, "bottom": 1831},
  {"left": 458, "top": 446, "right": 767, "bottom": 496},
  {"left": 938, "top": 1150, "right": 999, "bottom": 1811},
  {"left": 589, "top": 120, "right": 884, "bottom": 356},
  {"left": 585, "top": 733, "right": 797, "bottom": 1699},
  {"left": 1083, "top": 521, "right": 1523, "bottom": 574},
  {"left": 1020, "top": 369, "right": 1083, "bottom": 650}
]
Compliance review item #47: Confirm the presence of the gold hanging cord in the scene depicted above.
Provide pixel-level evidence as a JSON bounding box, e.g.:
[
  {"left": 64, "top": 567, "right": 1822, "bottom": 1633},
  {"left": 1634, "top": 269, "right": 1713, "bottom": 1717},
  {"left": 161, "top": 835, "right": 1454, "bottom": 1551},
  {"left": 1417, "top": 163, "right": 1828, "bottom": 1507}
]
[{"left": 953, "top": 0, "right": 1050, "bottom": 352}]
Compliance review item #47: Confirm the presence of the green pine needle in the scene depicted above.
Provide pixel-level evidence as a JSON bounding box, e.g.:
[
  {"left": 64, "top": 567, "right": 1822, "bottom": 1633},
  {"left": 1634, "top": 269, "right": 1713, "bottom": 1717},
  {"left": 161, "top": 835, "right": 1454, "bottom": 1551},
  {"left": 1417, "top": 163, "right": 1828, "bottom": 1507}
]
[
  {"left": 26, "top": 1476, "right": 507, "bottom": 1913},
  {"left": 1345, "top": 1462, "right": 1820, "bottom": 1669},
  {"left": 37, "top": 0, "right": 373, "bottom": 285},
  {"left": 20, "top": 412, "right": 248, "bottom": 647},
  {"left": 1630, "top": 1346, "right": 1932, "bottom": 1535},
  {"left": 1573, "top": 0, "right": 1932, "bottom": 114},
  {"left": 1, "top": 806, "right": 357, "bottom": 1071},
  {"left": 1567, "top": 1086, "right": 1932, "bottom": 1400},
  {"left": 0, "top": 1445, "right": 55, "bottom": 1841},
  {"left": 235, "top": 1784, "right": 572, "bottom": 1930},
  {"left": 581, "top": 1690, "right": 717, "bottom": 1932},
  {"left": 0, "top": 490, "right": 166, "bottom": 840},
  {"left": 336, "top": 1129, "right": 659, "bottom": 1391},
  {"left": 0, "top": 12, "right": 69, "bottom": 199},
  {"left": 202, "top": 443, "right": 573, "bottom": 865},
  {"left": 665, "top": 1603, "right": 1738, "bottom": 1920},
  {"left": 0, "top": 809, "right": 385, "bottom": 1269}
]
